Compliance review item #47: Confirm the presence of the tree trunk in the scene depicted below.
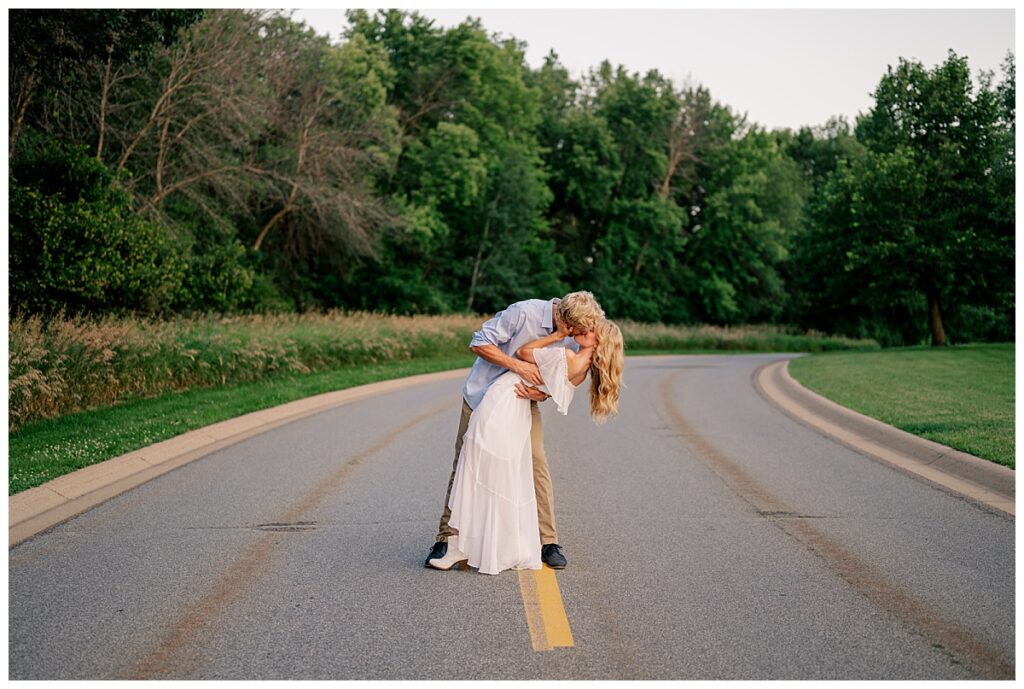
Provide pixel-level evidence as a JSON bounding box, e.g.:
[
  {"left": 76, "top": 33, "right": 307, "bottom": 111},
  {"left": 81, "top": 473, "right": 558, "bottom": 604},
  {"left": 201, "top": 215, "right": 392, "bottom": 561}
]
[
  {"left": 633, "top": 237, "right": 650, "bottom": 275},
  {"left": 9, "top": 70, "right": 37, "bottom": 159},
  {"left": 926, "top": 287, "right": 947, "bottom": 346},
  {"left": 254, "top": 204, "right": 293, "bottom": 251},
  {"left": 155, "top": 115, "right": 172, "bottom": 197},
  {"left": 96, "top": 49, "right": 114, "bottom": 160},
  {"left": 466, "top": 216, "right": 491, "bottom": 312},
  {"left": 467, "top": 195, "right": 500, "bottom": 311},
  {"left": 117, "top": 58, "right": 183, "bottom": 173}
]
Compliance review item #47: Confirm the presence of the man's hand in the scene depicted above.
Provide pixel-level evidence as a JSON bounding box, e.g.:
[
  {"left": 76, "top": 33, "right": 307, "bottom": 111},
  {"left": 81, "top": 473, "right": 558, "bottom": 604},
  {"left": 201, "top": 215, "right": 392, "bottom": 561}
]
[
  {"left": 515, "top": 382, "right": 549, "bottom": 402},
  {"left": 515, "top": 361, "right": 544, "bottom": 386}
]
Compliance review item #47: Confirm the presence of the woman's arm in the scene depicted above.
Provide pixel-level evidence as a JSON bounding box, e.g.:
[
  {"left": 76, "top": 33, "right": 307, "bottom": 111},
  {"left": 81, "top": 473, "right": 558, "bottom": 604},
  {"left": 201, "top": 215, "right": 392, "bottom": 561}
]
[{"left": 515, "top": 331, "right": 568, "bottom": 363}]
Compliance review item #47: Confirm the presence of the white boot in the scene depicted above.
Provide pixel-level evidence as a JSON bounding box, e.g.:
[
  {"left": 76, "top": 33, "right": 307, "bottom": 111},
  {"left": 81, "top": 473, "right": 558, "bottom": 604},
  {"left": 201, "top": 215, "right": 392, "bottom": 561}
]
[{"left": 427, "top": 536, "right": 469, "bottom": 571}]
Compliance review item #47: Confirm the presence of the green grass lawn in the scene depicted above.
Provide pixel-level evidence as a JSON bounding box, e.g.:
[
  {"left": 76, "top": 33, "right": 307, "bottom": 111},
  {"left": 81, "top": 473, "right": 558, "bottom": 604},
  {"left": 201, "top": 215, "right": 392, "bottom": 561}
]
[
  {"left": 788, "top": 343, "right": 1015, "bottom": 468},
  {"left": 9, "top": 354, "right": 476, "bottom": 495}
]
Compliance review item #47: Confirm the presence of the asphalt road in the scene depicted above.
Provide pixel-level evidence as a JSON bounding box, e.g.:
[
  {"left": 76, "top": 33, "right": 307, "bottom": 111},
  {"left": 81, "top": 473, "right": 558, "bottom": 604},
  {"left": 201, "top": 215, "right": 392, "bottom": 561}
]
[{"left": 8, "top": 354, "right": 1015, "bottom": 680}]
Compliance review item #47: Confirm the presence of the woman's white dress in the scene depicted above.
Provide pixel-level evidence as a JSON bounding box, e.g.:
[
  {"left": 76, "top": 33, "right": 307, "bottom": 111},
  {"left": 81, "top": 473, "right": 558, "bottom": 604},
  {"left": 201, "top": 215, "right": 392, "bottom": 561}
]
[{"left": 448, "top": 346, "right": 577, "bottom": 575}]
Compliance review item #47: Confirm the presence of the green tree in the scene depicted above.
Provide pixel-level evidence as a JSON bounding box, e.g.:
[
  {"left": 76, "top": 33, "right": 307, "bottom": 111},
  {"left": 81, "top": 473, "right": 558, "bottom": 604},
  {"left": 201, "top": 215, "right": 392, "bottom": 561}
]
[
  {"left": 9, "top": 9, "right": 203, "bottom": 158},
  {"left": 586, "top": 65, "right": 679, "bottom": 319},
  {"left": 344, "top": 10, "right": 559, "bottom": 314},
  {"left": 778, "top": 116, "right": 865, "bottom": 195},
  {"left": 250, "top": 20, "right": 399, "bottom": 258},
  {"left": 564, "top": 61, "right": 803, "bottom": 324},
  {"left": 673, "top": 123, "right": 805, "bottom": 324},
  {"left": 776, "top": 118, "right": 867, "bottom": 330},
  {"left": 527, "top": 53, "right": 620, "bottom": 289},
  {"left": 810, "top": 51, "right": 1015, "bottom": 345}
]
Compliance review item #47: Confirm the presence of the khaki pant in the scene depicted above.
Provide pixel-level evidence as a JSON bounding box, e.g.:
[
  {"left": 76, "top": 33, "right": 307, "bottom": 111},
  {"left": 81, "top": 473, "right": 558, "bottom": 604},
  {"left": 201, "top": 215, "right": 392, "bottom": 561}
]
[{"left": 435, "top": 399, "right": 558, "bottom": 546}]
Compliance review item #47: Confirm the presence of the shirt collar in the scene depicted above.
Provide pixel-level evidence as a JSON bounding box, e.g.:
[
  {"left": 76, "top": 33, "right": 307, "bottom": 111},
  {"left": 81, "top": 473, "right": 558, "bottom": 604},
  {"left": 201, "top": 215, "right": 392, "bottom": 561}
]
[{"left": 544, "top": 298, "right": 559, "bottom": 332}]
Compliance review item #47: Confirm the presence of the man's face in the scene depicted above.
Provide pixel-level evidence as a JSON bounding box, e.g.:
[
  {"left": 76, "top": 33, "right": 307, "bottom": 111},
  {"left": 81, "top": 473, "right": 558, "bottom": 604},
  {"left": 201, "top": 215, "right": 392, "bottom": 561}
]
[{"left": 555, "top": 308, "right": 585, "bottom": 337}]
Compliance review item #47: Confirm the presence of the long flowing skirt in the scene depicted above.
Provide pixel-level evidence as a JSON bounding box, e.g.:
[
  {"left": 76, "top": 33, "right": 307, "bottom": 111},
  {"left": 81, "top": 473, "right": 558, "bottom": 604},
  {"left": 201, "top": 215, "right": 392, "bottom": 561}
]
[{"left": 448, "top": 371, "right": 542, "bottom": 575}]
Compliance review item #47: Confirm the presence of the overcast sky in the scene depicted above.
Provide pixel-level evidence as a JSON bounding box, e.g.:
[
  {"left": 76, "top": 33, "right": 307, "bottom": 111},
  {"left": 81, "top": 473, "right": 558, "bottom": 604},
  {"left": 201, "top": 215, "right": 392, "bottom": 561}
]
[{"left": 289, "top": 8, "right": 1014, "bottom": 132}]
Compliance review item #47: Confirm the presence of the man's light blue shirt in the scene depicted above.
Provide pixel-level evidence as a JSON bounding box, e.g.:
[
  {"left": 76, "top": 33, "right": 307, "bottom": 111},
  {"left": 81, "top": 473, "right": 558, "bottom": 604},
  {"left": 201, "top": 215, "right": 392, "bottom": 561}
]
[{"left": 463, "top": 298, "right": 579, "bottom": 409}]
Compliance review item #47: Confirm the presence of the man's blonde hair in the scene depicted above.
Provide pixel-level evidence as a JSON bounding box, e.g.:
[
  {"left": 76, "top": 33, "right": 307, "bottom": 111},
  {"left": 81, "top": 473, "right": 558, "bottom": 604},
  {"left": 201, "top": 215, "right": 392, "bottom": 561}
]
[{"left": 558, "top": 291, "right": 605, "bottom": 332}]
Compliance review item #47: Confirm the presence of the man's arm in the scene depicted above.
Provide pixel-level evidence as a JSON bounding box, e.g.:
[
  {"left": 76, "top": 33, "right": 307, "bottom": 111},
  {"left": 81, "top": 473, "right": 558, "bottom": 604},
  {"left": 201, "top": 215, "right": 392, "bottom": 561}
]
[
  {"left": 471, "top": 343, "right": 543, "bottom": 386},
  {"left": 469, "top": 306, "right": 544, "bottom": 386}
]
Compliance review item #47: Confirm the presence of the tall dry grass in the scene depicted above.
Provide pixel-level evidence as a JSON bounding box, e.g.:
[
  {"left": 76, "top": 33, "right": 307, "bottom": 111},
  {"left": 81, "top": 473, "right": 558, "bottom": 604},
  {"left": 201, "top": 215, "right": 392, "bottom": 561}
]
[
  {"left": 8, "top": 311, "right": 480, "bottom": 430},
  {"left": 619, "top": 320, "right": 878, "bottom": 353},
  {"left": 9, "top": 311, "right": 877, "bottom": 430}
]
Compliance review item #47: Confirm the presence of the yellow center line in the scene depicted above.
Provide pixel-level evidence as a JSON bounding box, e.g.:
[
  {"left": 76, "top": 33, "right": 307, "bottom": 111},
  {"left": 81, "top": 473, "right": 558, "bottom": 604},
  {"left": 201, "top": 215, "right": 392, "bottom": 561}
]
[{"left": 518, "top": 564, "right": 574, "bottom": 652}]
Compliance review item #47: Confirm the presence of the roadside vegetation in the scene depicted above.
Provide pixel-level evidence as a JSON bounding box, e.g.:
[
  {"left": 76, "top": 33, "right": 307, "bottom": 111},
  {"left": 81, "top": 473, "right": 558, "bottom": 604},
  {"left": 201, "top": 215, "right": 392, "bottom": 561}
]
[
  {"left": 9, "top": 312, "right": 876, "bottom": 494},
  {"left": 9, "top": 311, "right": 876, "bottom": 430},
  {"left": 788, "top": 344, "right": 1015, "bottom": 468}
]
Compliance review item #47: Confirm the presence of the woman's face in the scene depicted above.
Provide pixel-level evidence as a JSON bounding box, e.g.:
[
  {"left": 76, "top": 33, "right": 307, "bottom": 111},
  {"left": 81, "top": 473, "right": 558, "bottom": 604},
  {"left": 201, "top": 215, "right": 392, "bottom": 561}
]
[{"left": 574, "top": 329, "right": 598, "bottom": 348}]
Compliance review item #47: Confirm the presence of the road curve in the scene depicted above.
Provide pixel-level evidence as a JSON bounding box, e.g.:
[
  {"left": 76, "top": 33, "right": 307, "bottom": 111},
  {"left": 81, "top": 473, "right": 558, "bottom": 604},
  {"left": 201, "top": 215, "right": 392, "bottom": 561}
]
[{"left": 9, "top": 354, "right": 1014, "bottom": 680}]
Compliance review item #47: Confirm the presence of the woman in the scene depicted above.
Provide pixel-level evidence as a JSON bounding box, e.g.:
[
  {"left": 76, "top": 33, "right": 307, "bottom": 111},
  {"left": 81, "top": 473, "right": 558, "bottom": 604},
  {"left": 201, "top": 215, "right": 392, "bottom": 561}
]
[{"left": 428, "top": 319, "right": 624, "bottom": 575}]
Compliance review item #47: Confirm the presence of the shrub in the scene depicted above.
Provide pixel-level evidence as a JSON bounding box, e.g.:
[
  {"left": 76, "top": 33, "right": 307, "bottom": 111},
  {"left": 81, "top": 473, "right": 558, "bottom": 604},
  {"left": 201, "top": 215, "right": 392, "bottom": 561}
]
[{"left": 9, "top": 132, "right": 185, "bottom": 316}]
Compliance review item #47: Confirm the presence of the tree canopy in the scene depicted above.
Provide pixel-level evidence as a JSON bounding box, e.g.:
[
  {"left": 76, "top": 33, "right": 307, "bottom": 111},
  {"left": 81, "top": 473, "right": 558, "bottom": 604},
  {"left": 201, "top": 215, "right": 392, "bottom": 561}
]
[{"left": 8, "top": 10, "right": 1015, "bottom": 345}]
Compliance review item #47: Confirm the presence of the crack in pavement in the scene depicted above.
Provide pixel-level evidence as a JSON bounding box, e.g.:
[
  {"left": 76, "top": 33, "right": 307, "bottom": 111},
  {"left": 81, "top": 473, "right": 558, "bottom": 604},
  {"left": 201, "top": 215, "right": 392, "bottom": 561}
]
[
  {"left": 124, "top": 398, "right": 456, "bottom": 680},
  {"left": 658, "top": 369, "right": 1013, "bottom": 680}
]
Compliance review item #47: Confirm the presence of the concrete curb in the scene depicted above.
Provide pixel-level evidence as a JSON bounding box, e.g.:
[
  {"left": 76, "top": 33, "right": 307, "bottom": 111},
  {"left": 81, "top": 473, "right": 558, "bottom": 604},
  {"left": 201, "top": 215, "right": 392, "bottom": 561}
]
[
  {"left": 9, "top": 367, "right": 471, "bottom": 547},
  {"left": 753, "top": 358, "right": 1014, "bottom": 518}
]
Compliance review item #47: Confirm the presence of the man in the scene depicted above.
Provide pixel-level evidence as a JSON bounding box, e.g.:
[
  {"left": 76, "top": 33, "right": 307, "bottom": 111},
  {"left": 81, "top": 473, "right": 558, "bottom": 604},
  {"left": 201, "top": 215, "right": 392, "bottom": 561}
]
[{"left": 426, "top": 291, "right": 605, "bottom": 570}]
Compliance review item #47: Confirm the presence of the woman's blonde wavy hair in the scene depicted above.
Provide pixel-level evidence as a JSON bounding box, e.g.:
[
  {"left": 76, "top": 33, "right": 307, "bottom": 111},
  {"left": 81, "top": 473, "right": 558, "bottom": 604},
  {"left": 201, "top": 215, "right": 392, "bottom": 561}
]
[{"left": 588, "top": 319, "right": 623, "bottom": 424}]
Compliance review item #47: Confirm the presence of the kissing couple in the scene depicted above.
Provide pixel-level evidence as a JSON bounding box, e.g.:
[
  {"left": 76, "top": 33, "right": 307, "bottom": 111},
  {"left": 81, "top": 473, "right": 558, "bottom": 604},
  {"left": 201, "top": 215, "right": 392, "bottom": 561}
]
[{"left": 426, "top": 291, "right": 624, "bottom": 575}]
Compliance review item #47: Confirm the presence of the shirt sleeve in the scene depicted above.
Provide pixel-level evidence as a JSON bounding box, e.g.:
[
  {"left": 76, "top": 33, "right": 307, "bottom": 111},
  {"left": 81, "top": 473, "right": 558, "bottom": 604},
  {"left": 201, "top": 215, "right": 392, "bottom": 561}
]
[
  {"left": 469, "top": 305, "right": 525, "bottom": 349},
  {"left": 534, "top": 347, "right": 575, "bottom": 415}
]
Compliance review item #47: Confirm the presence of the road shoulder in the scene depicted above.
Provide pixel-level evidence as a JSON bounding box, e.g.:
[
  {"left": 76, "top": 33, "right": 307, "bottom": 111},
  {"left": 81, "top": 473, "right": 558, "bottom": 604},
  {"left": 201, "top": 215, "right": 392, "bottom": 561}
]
[{"left": 753, "top": 358, "right": 1014, "bottom": 518}]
